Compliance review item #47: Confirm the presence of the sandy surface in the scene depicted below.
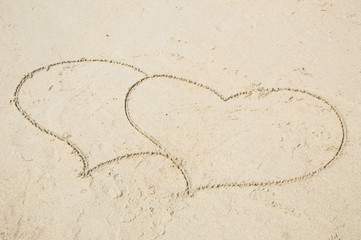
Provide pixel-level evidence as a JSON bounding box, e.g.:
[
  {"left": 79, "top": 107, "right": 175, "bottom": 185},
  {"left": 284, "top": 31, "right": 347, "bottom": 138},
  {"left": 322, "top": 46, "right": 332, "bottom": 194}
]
[{"left": 1, "top": 0, "right": 361, "bottom": 239}]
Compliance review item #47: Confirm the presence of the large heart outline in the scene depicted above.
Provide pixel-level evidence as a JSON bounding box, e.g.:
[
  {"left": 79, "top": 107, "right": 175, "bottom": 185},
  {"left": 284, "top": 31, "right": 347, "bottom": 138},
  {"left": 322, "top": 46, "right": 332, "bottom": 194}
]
[
  {"left": 125, "top": 74, "right": 346, "bottom": 195},
  {"left": 13, "top": 58, "right": 346, "bottom": 196}
]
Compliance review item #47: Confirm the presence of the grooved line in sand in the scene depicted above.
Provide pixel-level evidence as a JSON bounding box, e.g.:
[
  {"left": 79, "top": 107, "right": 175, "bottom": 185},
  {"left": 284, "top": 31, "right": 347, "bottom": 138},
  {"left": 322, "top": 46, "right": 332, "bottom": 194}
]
[{"left": 13, "top": 58, "right": 346, "bottom": 197}]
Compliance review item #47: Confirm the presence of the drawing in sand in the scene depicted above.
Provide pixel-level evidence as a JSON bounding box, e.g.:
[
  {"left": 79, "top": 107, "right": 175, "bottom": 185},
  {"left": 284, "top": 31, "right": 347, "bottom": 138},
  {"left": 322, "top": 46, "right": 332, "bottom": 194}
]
[{"left": 13, "top": 58, "right": 346, "bottom": 196}]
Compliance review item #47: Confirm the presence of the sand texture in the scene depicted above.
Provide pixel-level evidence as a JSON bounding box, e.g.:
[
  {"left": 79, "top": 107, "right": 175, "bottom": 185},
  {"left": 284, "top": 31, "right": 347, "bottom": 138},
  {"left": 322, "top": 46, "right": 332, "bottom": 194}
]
[{"left": 1, "top": 0, "right": 361, "bottom": 239}]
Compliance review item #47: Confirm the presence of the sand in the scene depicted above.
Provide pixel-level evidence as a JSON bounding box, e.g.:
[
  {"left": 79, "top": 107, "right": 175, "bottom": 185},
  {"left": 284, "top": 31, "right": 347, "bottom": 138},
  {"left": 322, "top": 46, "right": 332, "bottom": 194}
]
[{"left": 1, "top": 0, "right": 361, "bottom": 239}]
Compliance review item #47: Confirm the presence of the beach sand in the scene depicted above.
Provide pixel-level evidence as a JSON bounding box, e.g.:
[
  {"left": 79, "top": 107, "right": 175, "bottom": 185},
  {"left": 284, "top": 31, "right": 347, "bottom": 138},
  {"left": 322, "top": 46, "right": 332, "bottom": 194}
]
[{"left": 1, "top": 0, "right": 361, "bottom": 239}]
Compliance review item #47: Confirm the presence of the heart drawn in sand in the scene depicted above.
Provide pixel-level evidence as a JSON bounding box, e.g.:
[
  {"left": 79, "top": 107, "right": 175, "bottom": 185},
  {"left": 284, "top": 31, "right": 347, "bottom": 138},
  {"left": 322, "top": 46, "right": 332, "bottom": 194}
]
[
  {"left": 126, "top": 75, "right": 345, "bottom": 193},
  {"left": 13, "top": 59, "right": 345, "bottom": 195},
  {"left": 12, "top": 59, "right": 162, "bottom": 175}
]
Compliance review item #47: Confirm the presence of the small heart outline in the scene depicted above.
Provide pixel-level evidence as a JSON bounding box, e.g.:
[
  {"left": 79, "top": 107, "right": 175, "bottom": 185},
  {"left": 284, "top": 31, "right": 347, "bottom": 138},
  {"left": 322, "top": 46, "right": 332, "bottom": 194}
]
[{"left": 12, "top": 58, "right": 179, "bottom": 180}]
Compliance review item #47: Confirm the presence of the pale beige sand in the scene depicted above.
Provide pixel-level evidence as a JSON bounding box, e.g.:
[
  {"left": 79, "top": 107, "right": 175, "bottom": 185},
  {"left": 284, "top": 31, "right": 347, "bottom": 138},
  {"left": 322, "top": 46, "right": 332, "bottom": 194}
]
[{"left": 1, "top": 1, "right": 361, "bottom": 239}]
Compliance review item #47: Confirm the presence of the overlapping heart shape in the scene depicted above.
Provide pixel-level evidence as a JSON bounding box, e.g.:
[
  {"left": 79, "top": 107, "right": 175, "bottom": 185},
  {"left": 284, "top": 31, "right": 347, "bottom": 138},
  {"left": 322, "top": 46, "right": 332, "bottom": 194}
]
[
  {"left": 13, "top": 58, "right": 345, "bottom": 195},
  {"left": 13, "top": 59, "right": 169, "bottom": 174},
  {"left": 125, "top": 75, "right": 346, "bottom": 194}
]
